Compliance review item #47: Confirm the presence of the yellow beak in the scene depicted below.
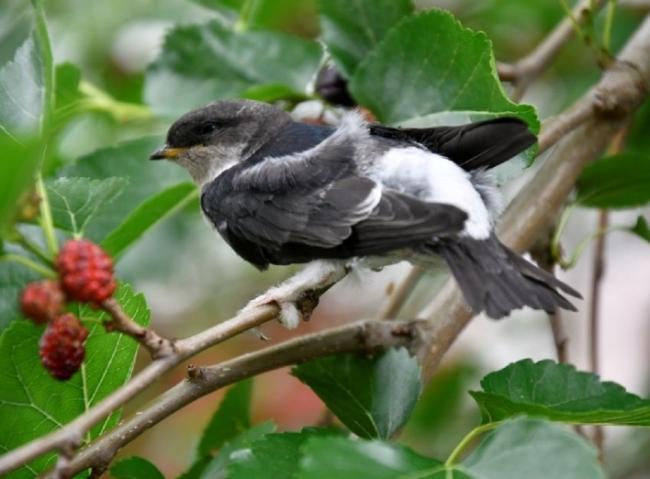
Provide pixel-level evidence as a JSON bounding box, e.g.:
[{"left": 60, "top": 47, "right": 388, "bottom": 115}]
[{"left": 150, "top": 145, "right": 188, "bottom": 160}]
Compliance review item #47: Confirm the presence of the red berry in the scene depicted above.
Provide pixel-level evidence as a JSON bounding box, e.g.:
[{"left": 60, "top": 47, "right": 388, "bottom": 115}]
[
  {"left": 56, "top": 239, "right": 116, "bottom": 305},
  {"left": 39, "top": 313, "right": 88, "bottom": 380},
  {"left": 20, "top": 280, "right": 65, "bottom": 324}
]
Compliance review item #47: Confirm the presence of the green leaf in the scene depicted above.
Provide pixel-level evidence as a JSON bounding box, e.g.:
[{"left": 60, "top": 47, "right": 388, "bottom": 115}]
[
  {"left": 0, "top": 135, "right": 38, "bottom": 230},
  {"left": 575, "top": 153, "right": 650, "bottom": 208},
  {"left": 629, "top": 216, "right": 650, "bottom": 243},
  {"left": 144, "top": 20, "right": 322, "bottom": 116},
  {"left": 292, "top": 348, "right": 421, "bottom": 439},
  {"left": 46, "top": 177, "right": 129, "bottom": 237},
  {"left": 470, "top": 359, "right": 650, "bottom": 426},
  {"left": 190, "top": 0, "right": 244, "bottom": 14},
  {"left": 0, "top": 33, "right": 43, "bottom": 137},
  {"left": 0, "top": 283, "right": 149, "bottom": 477},
  {"left": 462, "top": 418, "right": 605, "bottom": 479},
  {"left": 297, "top": 436, "right": 441, "bottom": 479},
  {"left": 101, "top": 182, "right": 197, "bottom": 259},
  {"left": 228, "top": 428, "right": 336, "bottom": 479},
  {"left": 198, "top": 379, "right": 253, "bottom": 456},
  {"left": 349, "top": 10, "right": 539, "bottom": 130},
  {"left": 195, "top": 422, "right": 276, "bottom": 479},
  {"left": 0, "top": 260, "right": 40, "bottom": 333},
  {"left": 109, "top": 456, "right": 164, "bottom": 479},
  {"left": 317, "top": 0, "right": 412, "bottom": 78},
  {"left": 398, "top": 111, "right": 536, "bottom": 182},
  {"left": 60, "top": 137, "right": 188, "bottom": 241},
  {"left": 54, "top": 63, "right": 83, "bottom": 112}
]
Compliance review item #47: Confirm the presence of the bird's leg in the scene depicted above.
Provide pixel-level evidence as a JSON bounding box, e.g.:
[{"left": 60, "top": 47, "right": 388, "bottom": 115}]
[{"left": 242, "top": 260, "right": 348, "bottom": 329}]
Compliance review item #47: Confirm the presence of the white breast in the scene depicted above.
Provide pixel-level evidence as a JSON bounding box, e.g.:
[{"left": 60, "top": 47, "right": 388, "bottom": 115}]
[{"left": 367, "top": 147, "right": 492, "bottom": 239}]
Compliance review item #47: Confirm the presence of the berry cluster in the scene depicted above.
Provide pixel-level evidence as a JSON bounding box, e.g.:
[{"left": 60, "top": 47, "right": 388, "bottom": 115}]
[{"left": 19, "top": 240, "right": 116, "bottom": 380}]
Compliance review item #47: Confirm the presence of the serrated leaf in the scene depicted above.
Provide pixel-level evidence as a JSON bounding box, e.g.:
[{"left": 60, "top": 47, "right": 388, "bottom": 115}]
[
  {"left": 398, "top": 111, "right": 536, "bottom": 183},
  {"left": 101, "top": 182, "right": 197, "bottom": 259},
  {"left": 47, "top": 177, "right": 128, "bottom": 237},
  {"left": 470, "top": 359, "right": 650, "bottom": 425},
  {"left": 109, "top": 456, "right": 164, "bottom": 479},
  {"left": 317, "top": 0, "right": 412, "bottom": 78},
  {"left": 349, "top": 10, "right": 539, "bottom": 130},
  {"left": 575, "top": 153, "right": 650, "bottom": 208},
  {"left": 195, "top": 422, "right": 276, "bottom": 479},
  {"left": 0, "top": 283, "right": 149, "bottom": 478},
  {"left": 296, "top": 436, "right": 441, "bottom": 479},
  {"left": 198, "top": 379, "right": 253, "bottom": 456},
  {"left": 228, "top": 428, "right": 336, "bottom": 479},
  {"left": 462, "top": 418, "right": 605, "bottom": 479},
  {"left": 0, "top": 33, "right": 43, "bottom": 137},
  {"left": 145, "top": 20, "right": 322, "bottom": 116},
  {"left": 60, "top": 137, "right": 188, "bottom": 241},
  {"left": 629, "top": 216, "right": 650, "bottom": 243},
  {"left": 292, "top": 348, "right": 421, "bottom": 439}
]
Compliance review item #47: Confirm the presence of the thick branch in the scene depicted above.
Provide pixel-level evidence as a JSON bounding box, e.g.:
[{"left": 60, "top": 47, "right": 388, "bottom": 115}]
[
  {"left": 2, "top": 13, "right": 650, "bottom": 479},
  {"left": 420, "top": 15, "right": 650, "bottom": 380},
  {"left": 53, "top": 319, "right": 431, "bottom": 477}
]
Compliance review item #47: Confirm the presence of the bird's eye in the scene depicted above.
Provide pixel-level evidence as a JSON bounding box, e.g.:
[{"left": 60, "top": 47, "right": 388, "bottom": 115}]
[{"left": 194, "top": 122, "right": 219, "bottom": 136}]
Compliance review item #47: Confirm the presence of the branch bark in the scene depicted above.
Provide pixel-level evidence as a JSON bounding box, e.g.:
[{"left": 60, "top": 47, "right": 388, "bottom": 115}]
[
  {"left": 420, "top": 15, "right": 650, "bottom": 380},
  {"left": 52, "top": 319, "right": 432, "bottom": 478},
  {"left": 2, "top": 12, "right": 650, "bottom": 479},
  {"left": 497, "top": 0, "right": 606, "bottom": 96}
]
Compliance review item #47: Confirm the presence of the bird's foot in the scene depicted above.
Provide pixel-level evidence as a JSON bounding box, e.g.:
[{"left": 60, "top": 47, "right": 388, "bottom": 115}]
[
  {"left": 243, "top": 286, "right": 320, "bottom": 329},
  {"left": 241, "top": 260, "right": 348, "bottom": 329}
]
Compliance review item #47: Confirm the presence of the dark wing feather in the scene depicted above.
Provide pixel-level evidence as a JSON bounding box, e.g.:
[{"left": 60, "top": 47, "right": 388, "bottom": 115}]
[
  {"left": 201, "top": 139, "right": 467, "bottom": 268},
  {"left": 370, "top": 117, "right": 536, "bottom": 170}
]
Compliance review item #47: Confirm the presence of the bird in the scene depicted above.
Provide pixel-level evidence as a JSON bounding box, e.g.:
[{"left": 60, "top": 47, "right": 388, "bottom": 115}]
[{"left": 151, "top": 99, "right": 580, "bottom": 328}]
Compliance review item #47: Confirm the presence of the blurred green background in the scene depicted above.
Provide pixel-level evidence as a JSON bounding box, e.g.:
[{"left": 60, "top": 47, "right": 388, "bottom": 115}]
[{"left": 1, "top": 0, "right": 649, "bottom": 477}]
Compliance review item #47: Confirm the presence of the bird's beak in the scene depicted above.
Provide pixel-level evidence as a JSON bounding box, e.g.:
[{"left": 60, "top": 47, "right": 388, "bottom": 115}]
[{"left": 150, "top": 145, "right": 187, "bottom": 160}]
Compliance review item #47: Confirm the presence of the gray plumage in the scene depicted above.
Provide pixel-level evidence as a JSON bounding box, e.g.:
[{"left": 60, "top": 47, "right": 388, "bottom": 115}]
[{"left": 152, "top": 99, "right": 581, "bottom": 320}]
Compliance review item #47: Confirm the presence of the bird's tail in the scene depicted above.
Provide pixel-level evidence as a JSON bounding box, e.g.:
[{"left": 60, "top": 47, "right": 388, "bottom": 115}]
[{"left": 437, "top": 235, "right": 581, "bottom": 319}]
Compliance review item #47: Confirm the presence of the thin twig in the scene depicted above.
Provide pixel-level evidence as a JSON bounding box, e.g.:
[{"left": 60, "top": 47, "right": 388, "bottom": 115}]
[
  {"left": 50, "top": 319, "right": 431, "bottom": 478},
  {"left": 101, "top": 298, "right": 176, "bottom": 359},
  {"left": 590, "top": 209, "right": 608, "bottom": 457},
  {"left": 498, "top": 0, "right": 606, "bottom": 98},
  {"left": 2, "top": 13, "right": 650, "bottom": 478},
  {"left": 379, "top": 266, "right": 424, "bottom": 320},
  {"left": 530, "top": 231, "right": 570, "bottom": 363}
]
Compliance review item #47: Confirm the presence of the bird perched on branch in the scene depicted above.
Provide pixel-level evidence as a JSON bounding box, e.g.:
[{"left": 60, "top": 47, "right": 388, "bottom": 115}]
[{"left": 151, "top": 100, "right": 580, "bottom": 328}]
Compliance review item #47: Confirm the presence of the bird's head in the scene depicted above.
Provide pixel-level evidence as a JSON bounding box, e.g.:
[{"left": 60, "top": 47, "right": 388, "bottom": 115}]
[{"left": 151, "top": 99, "right": 290, "bottom": 186}]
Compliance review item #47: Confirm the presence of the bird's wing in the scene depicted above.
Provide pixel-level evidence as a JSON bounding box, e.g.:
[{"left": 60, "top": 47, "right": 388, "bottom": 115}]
[
  {"left": 201, "top": 145, "right": 467, "bottom": 268},
  {"left": 370, "top": 117, "right": 536, "bottom": 170}
]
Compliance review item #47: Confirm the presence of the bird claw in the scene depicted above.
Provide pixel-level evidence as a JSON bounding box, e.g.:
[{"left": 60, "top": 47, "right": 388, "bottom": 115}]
[{"left": 242, "top": 288, "right": 303, "bottom": 329}]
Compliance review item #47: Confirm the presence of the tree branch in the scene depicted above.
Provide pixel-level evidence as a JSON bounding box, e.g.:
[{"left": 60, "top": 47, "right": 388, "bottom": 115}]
[
  {"left": 2, "top": 13, "right": 650, "bottom": 479},
  {"left": 497, "top": 0, "right": 606, "bottom": 96},
  {"left": 51, "top": 319, "right": 432, "bottom": 478},
  {"left": 419, "top": 14, "right": 650, "bottom": 380}
]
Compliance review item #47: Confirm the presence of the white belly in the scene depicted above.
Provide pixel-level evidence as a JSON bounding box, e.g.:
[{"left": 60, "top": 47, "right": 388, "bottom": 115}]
[{"left": 367, "top": 147, "right": 492, "bottom": 239}]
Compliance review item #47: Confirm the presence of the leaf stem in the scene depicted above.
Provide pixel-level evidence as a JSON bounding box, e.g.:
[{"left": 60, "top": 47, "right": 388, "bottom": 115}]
[
  {"left": 13, "top": 230, "right": 53, "bottom": 265},
  {"left": 603, "top": 0, "right": 618, "bottom": 50},
  {"left": 445, "top": 422, "right": 500, "bottom": 467},
  {"left": 35, "top": 175, "right": 58, "bottom": 256},
  {"left": 0, "top": 254, "right": 56, "bottom": 278}
]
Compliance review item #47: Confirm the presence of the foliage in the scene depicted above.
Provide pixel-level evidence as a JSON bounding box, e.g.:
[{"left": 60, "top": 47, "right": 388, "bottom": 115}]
[{"left": 0, "top": 0, "right": 649, "bottom": 477}]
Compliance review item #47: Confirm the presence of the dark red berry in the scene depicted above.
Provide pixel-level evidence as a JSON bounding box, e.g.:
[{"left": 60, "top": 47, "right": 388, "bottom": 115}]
[
  {"left": 39, "top": 313, "right": 88, "bottom": 380},
  {"left": 20, "top": 280, "right": 65, "bottom": 324},
  {"left": 56, "top": 239, "right": 116, "bottom": 305},
  {"left": 315, "top": 65, "right": 356, "bottom": 107}
]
